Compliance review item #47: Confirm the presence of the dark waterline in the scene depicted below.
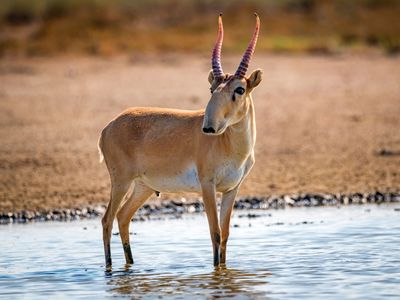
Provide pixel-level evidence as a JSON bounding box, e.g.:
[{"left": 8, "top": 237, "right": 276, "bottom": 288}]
[
  {"left": 1, "top": 204, "right": 399, "bottom": 299},
  {"left": 2, "top": 191, "right": 399, "bottom": 224}
]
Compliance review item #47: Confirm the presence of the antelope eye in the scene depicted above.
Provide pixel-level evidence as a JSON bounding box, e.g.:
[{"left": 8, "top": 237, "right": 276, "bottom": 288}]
[{"left": 234, "top": 87, "right": 245, "bottom": 95}]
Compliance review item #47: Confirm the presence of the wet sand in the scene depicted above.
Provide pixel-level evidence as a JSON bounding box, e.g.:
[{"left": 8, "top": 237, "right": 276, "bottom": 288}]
[{"left": 0, "top": 54, "right": 399, "bottom": 213}]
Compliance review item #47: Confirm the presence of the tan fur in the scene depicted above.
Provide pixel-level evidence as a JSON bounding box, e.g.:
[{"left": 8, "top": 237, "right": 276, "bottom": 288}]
[{"left": 99, "top": 69, "right": 263, "bottom": 269}]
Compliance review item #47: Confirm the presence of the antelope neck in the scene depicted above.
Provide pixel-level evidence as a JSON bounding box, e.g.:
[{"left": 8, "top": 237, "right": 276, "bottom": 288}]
[{"left": 223, "top": 97, "right": 256, "bottom": 161}]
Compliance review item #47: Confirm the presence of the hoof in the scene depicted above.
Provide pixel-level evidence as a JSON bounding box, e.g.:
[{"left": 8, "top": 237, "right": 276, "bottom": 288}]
[
  {"left": 125, "top": 259, "right": 134, "bottom": 265},
  {"left": 123, "top": 243, "right": 134, "bottom": 265},
  {"left": 213, "top": 257, "right": 220, "bottom": 267},
  {"left": 105, "top": 264, "right": 112, "bottom": 272}
]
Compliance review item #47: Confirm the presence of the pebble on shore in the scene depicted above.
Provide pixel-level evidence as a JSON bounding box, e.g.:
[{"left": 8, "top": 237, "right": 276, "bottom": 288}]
[{"left": 1, "top": 191, "right": 399, "bottom": 224}]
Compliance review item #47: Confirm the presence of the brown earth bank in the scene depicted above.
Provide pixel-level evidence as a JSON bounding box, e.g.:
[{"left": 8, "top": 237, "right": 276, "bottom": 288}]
[{"left": 0, "top": 54, "right": 399, "bottom": 214}]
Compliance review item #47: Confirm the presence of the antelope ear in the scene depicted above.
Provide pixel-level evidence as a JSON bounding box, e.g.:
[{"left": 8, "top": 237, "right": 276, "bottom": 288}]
[
  {"left": 208, "top": 70, "right": 215, "bottom": 85},
  {"left": 247, "top": 69, "right": 263, "bottom": 90}
]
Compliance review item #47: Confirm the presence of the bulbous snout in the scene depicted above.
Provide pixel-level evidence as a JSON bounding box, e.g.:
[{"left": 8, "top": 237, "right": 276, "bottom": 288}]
[
  {"left": 202, "top": 127, "right": 216, "bottom": 134},
  {"left": 202, "top": 95, "right": 227, "bottom": 136}
]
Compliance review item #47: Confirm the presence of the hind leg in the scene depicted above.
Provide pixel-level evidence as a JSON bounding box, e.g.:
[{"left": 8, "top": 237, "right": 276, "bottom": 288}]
[
  {"left": 102, "top": 176, "right": 132, "bottom": 270},
  {"left": 117, "top": 181, "right": 153, "bottom": 265}
]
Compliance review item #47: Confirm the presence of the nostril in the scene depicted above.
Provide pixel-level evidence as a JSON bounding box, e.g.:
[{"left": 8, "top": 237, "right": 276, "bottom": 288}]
[{"left": 203, "top": 127, "right": 216, "bottom": 134}]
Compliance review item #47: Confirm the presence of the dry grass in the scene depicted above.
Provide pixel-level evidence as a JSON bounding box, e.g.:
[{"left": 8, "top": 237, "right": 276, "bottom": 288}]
[{"left": 0, "top": 0, "right": 400, "bottom": 57}]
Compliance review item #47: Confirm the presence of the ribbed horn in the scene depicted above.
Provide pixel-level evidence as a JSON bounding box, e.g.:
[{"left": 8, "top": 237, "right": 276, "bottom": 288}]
[
  {"left": 211, "top": 13, "right": 224, "bottom": 79},
  {"left": 235, "top": 13, "right": 260, "bottom": 78}
]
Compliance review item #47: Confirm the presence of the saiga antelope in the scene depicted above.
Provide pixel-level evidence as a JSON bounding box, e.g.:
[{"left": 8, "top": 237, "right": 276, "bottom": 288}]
[{"left": 98, "top": 14, "right": 263, "bottom": 269}]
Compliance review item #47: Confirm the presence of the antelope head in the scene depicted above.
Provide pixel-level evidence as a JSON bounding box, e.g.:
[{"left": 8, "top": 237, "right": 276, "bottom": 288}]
[{"left": 202, "top": 14, "right": 263, "bottom": 135}]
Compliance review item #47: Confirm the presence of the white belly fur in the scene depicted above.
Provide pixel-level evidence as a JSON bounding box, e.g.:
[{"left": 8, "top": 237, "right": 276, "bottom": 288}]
[
  {"left": 141, "top": 164, "right": 202, "bottom": 193},
  {"left": 140, "top": 157, "right": 253, "bottom": 194}
]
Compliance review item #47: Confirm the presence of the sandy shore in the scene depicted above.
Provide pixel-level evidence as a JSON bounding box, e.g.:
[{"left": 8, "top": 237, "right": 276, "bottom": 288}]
[{"left": 0, "top": 54, "right": 399, "bottom": 213}]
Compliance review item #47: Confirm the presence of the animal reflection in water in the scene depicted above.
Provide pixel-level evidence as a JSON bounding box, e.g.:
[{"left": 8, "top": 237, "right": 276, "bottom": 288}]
[
  {"left": 98, "top": 13, "right": 263, "bottom": 269},
  {"left": 106, "top": 267, "right": 272, "bottom": 298}
]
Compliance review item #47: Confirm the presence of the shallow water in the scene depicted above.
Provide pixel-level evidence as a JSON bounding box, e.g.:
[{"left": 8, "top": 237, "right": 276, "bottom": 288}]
[{"left": 1, "top": 204, "right": 399, "bottom": 299}]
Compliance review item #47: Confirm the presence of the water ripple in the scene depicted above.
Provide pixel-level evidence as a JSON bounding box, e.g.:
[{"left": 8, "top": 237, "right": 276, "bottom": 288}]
[{"left": 0, "top": 204, "right": 399, "bottom": 299}]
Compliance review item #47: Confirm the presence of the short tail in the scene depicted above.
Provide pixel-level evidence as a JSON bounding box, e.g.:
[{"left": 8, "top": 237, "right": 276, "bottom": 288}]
[{"left": 97, "top": 133, "right": 104, "bottom": 163}]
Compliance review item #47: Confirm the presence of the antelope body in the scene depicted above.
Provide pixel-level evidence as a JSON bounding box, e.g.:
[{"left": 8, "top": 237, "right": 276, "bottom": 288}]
[{"left": 98, "top": 14, "right": 263, "bottom": 269}]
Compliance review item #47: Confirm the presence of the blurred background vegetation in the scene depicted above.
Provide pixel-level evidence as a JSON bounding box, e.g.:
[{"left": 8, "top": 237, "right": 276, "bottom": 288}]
[{"left": 0, "top": 0, "right": 400, "bottom": 57}]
